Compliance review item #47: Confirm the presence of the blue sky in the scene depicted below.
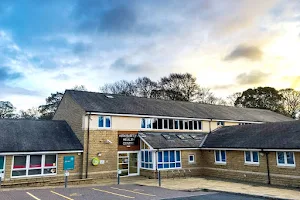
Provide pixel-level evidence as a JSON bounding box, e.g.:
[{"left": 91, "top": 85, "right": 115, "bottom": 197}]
[{"left": 0, "top": 0, "right": 300, "bottom": 110}]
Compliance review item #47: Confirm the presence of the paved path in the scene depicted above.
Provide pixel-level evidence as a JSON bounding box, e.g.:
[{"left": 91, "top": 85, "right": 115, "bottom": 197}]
[{"left": 0, "top": 184, "right": 266, "bottom": 200}]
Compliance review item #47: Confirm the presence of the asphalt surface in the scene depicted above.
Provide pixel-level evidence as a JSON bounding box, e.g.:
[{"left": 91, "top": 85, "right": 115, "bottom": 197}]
[{"left": 0, "top": 184, "right": 268, "bottom": 200}]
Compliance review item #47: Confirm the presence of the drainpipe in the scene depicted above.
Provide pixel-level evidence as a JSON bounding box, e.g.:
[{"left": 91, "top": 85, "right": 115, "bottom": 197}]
[
  {"left": 264, "top": 150, "right": 271, "bottom": 185},
  {"left": 86, "top": 113, "right": 91, "bottom": 179}
]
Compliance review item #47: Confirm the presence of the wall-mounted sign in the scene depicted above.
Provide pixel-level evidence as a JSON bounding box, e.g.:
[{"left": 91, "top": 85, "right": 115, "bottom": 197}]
[
  {"left": 63, "top": 156, "right": 75, "bottom": 170},
  {"left": 92, "top": 157, "right": 100, "bottom": 166},
  {"left": 118, "top": 134, "right": 138, "bottom": 146}
]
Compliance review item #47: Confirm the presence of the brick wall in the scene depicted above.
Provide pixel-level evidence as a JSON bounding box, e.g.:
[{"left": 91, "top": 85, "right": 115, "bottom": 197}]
[{"left": 200, "top": 150, "right": 300, "bottom": 187}]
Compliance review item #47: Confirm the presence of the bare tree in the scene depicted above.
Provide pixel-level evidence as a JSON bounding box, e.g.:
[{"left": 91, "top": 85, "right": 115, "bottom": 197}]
[
  {"left": 100, "top": 80, "right": 137, "bottom": 96},
  {"left": 279, "top": 88, "right": 300, "bottom": 118},
  {"left": 227, "top": 92, "right": 242, "bottom": 106},
  {"left": 19, "top": 107, "right": 40, "bottom": 119},
  {"left": 72, "top": 85, "right": 87, "bottom": 91},
  {"left": 0, "top": 101, "right": 15, "bottom": 118},
  {"left": 135, "top": 77, "right": 157, "bottom": 98}
]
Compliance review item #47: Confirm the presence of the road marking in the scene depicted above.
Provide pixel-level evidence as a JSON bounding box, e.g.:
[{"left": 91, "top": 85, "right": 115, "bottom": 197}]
[
  {"left": 50, "top": 191, "right": 74, "bottom": 200},
  {"left": 26, "top": 192, "right": 41, "bottom": 200},
  {"left": 111, "top": 187, "right": 156, "bottom": 196},
  {"left": 92, "top": 188, "right": 135, "bottom": 199}
]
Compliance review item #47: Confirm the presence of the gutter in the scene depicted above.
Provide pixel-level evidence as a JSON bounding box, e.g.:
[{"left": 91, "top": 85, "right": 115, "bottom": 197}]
[{"left": 261, "top": 149, "right": 271, "bottom": 184}]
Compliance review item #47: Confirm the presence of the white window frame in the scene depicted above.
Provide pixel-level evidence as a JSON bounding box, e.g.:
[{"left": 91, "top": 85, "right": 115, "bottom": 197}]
[
  {"left": 11, "top": 154, "right": 57, "bottom": 178},
  {"left": 276, "top": 152, "right": 296, "bottom": 167},
  {"left": 188, "top": 154, "right": 195, "bottom": 164},
  {"left": 98, "top": 116, "right": 112, "bottom": 129},
  {"left": 214, "top": 150, "right": 226, "bottom": 164},
  {"left": 217, "top": 121, "right": 224, "bottom": 126},
  {"left": 157, "top": 150, "right": 181, "bottom": 170},
  {"left": 244, "top": 151, "right": 259, "bottom": 165}
]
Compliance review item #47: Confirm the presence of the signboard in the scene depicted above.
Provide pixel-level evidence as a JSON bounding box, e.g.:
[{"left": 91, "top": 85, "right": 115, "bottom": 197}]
[
  {"left": 118, "top": 134, "right": 138, "bottom": 146},
  {"left": 63, "top": 156, "right": 75, "bottom": 170}
]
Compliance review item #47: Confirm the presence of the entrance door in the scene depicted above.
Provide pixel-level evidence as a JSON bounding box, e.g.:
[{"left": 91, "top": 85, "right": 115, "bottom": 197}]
[
  {"left": 118, "top": 152, "right": 139, "bottom": 176},
  {"left": 0, "top": 156, "right": 5, "bottom": 180}
]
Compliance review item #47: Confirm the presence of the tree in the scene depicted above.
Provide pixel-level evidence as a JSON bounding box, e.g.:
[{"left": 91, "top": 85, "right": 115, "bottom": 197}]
[
  {"left": 38, "top": 92, "right": 64, "bottom": 120},
  {"left": 135, "top": 77, "right": 157, "bottom": 98},
  {"left": 234, "top": 87, "right": 285, "bottom": 114},
  {"left": 279, "top": 88, "right": 300, "bottom": 118},
  {"left": 0, "top": 101, "right": 15, "bottom": 118},
  {"left": 72, "top": 85, "right": 87, "bottom": 91},
  {"left": 158, "top": 73, "right": 199, "bottom": 101},
  {"left": 195, "top": 88, "right": 216, "bottom": 104},
  {"left": 227, "top": 92, "right": 242, "bottom": 106},
  {"left": 100, "top": 80, "right": 137, "bottom": 96},
  {"left": 19, "top": 107, "right": 40, "bottom": 119}
]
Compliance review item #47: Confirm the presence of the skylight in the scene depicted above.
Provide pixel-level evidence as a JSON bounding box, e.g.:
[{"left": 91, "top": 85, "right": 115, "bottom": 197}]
[
  {"left": 105, "top": 95, "right": 114, "bottom": 99},
  {"left": 177, "top": 134, "right": 186, "bottom": 140},
  {"left": 162, "top": 134, "right": 172, "bottom": 140},
  {"left": 190, "top": 134, "right": 202, "bottom": 140}
]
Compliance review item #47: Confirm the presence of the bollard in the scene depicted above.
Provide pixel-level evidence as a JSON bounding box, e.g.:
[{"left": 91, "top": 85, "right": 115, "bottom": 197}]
[
  {"left": 64, "top": 170, "right": 69, "bottom": 188},
  {"left": 0, "top": 176, "right": 2, "bottom": 188},
  {"left": 158, "top": 170, "right": 161, "bottom": 187},
  {"left": 117, "top": 170, "right": 121, "bottom": 185}
]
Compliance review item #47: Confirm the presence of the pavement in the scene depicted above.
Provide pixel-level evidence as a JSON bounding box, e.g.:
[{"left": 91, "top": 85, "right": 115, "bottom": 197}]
[
  {"left": 0, "top": 184, "right": 267, "bottom": 200},
  {"left": 1, "top": 176, "right": 300, "bottom": 199}
]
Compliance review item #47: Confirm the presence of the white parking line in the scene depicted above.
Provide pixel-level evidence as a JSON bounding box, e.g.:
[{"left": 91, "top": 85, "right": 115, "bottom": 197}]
[
  {"left": 111, "top": 187, "right": 156, "bottom": 196},
  {"left": 51, "top": 191, "right": 74, "bottom": 200},
  {"left": 26, "top": 192, "right": 41, "bottom": 200},
  {"left": 92, "top": 188, "right": 135, "bottom": 199}
]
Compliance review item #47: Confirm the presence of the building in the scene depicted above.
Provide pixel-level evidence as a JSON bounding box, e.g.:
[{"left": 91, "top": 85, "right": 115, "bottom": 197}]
[
  {"left": 0, "top": 119, "right": 83, "bottom": 184},
  {"left": 53, "top": 90, "right": 292, "bottom": 181}
]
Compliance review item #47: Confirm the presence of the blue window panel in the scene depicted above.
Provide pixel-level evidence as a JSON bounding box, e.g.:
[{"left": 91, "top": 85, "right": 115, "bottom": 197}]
[
  {"left": 149, "top": 164, "right": 153, "bottom": 169},
  {"left": 146, "top": 119, "right": 151, "bottom": 128},
  {"left": 189, "top": 155, "right": 194, "bottom": 162},
  {"left": 141, "top": 163, "right": 144, "bottom": 168},
  {"left": 253, "top": 152, "right": 259, "bottom": 162},
  {"left": 141, "top": 152, "right": 144, "bottom": 161},
  {"left": 175, "top": 120, "right": 179, "bottom": 129},
  {"left": 149, "top": 152, "right": 152, "bottom": 162},
  {"left": 286, "top": 152, "right": 294, "bottom": 164},
  {"left": 170, "top": 163, "right": 175, "bottom": 168},
  {"left": 215, "top": 151, "right": 220, "bottom": 161},
  {"left": 158, "top": 152, "right": 162, "bottom": 162},
  {"left": 245, "top": 151, "right": 251, "bottom": 162},
  {"left": 176, "top": 163, "right": 181, "bottom": 167},
  {"left": 158, "top": 164, "right": 163, "bottom": 169},
  {"left": 98, "top": 116, "right": 104, "bottom": 127},
  {"left": 277, "top": 152, "right": 284, "bottom": 164},
  {"left": 145, "top": 151, "right": 149, "bottom": 162},
  {"left": 145, "top": 163, "right": 148, "bottom": 168},
  {"left": 163, "top": 163, "right": 169, "bottom": 168},
  {"left": 170, "top": 151, "right": 175, "bottom": 162},
  {"left": 105, "top": 117, "right": 111, "bottom": 128},
  {"left": 164, "top": 151, "right": 169, "bottom": 162},
  {"left": 176, "top": 151, "right": 180, "bottom": 161},
  {"left": 221, "top": 151, "right": 226, "bottom": 162},
  {"left": 141, "top": 119, "right": 146, "bottom": 128}
]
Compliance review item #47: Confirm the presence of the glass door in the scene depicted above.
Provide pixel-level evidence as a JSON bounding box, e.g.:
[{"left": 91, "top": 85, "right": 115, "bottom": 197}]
[
  {"left": 118, "top": 152, "right": 139, "bottom": 176},
  {"left": 128, "top": 153, "right": 138, "bottom": 176},
  {"left": 0, "top": 156, "right": 5, "bottom": 180},
  {"left": 118, "top": 153, "right": 129, "bottom": 176}
]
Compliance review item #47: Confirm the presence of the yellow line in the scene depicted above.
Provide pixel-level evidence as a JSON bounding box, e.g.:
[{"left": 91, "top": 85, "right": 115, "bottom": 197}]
[
  {"left": 26, "top": 192, "right": 41, "bottom": 200},
  {"left": 111, "top": 187, "right": 156, "bottom": 196},
  {"left": 92, "top": 188, "right": 135, "bottom": 199},
  {"left": 50, "top": 191, "right": 74, "bottom": 200}
]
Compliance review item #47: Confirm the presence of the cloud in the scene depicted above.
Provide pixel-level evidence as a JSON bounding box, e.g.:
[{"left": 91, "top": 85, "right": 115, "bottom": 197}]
[
  {"left": 225, "top": 45, "right": 263, "bottom": 61},
  {"left": 236, "top": 70, "right": 270, "bottom": 85},
  {"left": 110, "top": 57, "right": 144, "bottom": 73},
  {"left": 282, "top": 76, "right": 300, "bottom": 89},
  {"left": 0, "top": 67, "right": 22, "bottom": 82},
  {"left": 0, "top": 83, "right": 40, "bottom": 98}
]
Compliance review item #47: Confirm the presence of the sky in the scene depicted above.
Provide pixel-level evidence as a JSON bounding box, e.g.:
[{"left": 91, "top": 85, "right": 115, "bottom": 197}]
[{"left": 0, "top": 0, "right": 300, "bottom": 110}]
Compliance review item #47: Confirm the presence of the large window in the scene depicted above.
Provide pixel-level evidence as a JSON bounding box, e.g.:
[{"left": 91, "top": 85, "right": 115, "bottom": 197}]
[
  {"left": 215, "top": 150, "right": 226, "bottom": 164},
  {"left": 244, "top": 151, "right": 259, "bottom": 164},
  {"left": 140, "top": 141, "right": 154, "bottom": 169},
  {"left": 157, "top": 150, "right": 181, "bottom": 169},
  {"left": 141, "top": 118, "right": 202, "bottom": 131},
  {"left": 12, "top": 155, "right": 57, "bottom": 177},
  {"left": 277, "top": 152, "right": 295, "bottom": 167},
  {"left": 98, "top": 116, "right": 111, "bottom": 128}
]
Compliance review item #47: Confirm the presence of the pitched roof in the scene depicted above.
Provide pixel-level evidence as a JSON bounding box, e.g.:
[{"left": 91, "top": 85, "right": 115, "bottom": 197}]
[
  {"left": 202, "top": 120, "right": 300, "bottom": 149},
  {"left": 139, "top": 131, "right": 207, "bottom": 149},
  {"left": 0, "top": 119, "right": 83, "bottom": 153},
  {"left": 66, "top": 90, "right": 292, "bottom": 123}
]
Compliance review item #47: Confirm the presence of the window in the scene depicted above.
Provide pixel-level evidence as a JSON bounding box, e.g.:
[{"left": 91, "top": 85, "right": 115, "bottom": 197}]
[
  {"left": 215, "top": 150, "right": 226, "bottom": 164},
  {"left": 174, "top": 120, "right": 179, "bottom": 129},
  {"left": 169, "top": 119, "right": 174, "bottom": 129},
  {"left": 152, "top": 118, "right": 158, "bottom": 129},
  {"left": 188, "top": 121, "right": 193, "bottom": 130},
  {"left": 189, "top": 154, "right": 195, "bottom": 163},
  {"left": 198, "top": 121, "right": 202, "bottom": 130},
  {"left": 158, "top": 150, "right": 181, "bottom": 169},
  {"left": 184, "top": 121, "right": 188, "bottom": 130},
  {"left": 12, "top": 155, "right": 57, "bottom": 177},
  {"left": 277, "top": 152, "right": 295, "bottom": 167},
  {"left": 98, "top": 116, "right": 111, "bottom": 128},
  {"left": 141, "top": 118, "right": 152, "bottom": 129},
  {"left": 179, "top": 120, "right": 184, "bottom": 130},
  {"left": 217, "top": 121, "right": 224, "bottom": 126},
  {"left": 244, "top": 151, "right": 259, "bottom": 164},
  {"left": 163, "top": 119, "right": 168, "bottom": 129},
  {"left": 141, "top": 151, "right": 153, "bottom": 169},
  {"left": 158, "top": 119, "right": 163, "bottom": 129}
]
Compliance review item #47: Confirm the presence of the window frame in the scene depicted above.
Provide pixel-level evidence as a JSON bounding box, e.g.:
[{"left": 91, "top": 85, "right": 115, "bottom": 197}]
[
  {"left": 11, "top": 154, "right": 57, "bottom": 178},
  {"left": 244, "top": 151, "right": 259, "bottom": 165},
  {"left": 214, "top": 150, "right": 226, "bottom": 164},
  {"left": 188, "top": 154, "right": 195, "bottom": 164},
  {"left": 217, "top": 121, "right": 224, "bottom": 126},
  {"left": 276, "top": 152, "right": 296, "bottom": 167},
  {"left": 98, "top": 116, "right": 112, "bottom": 129},
  {"left": 157, "top": 150, "right": 181, "bottom": 170},
  {"left": 141, "top": 118, "right": 153, "bottom": 129}
]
